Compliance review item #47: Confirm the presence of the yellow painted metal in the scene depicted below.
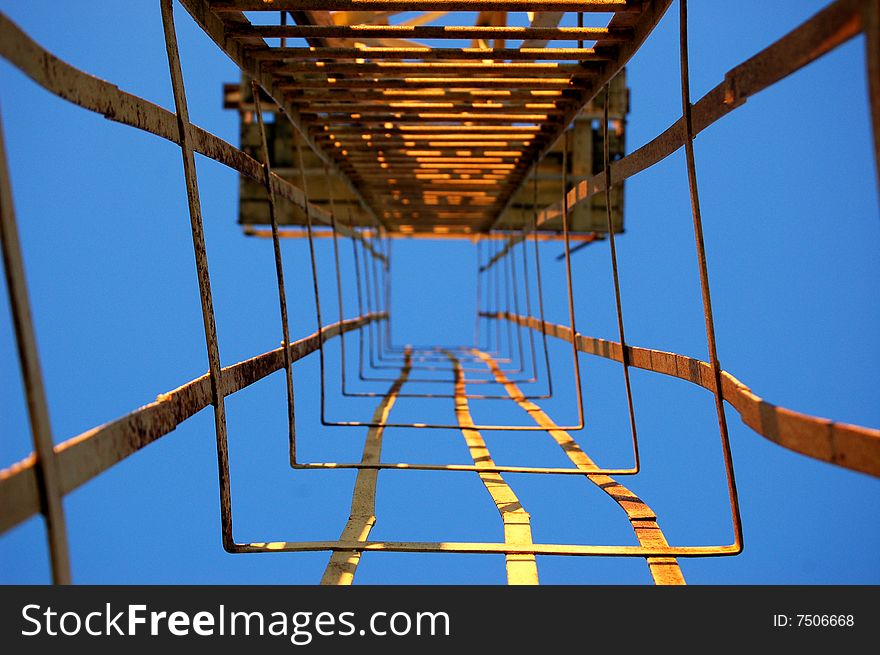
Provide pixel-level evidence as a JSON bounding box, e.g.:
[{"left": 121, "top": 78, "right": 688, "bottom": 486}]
[
  {"left": 473, "top": 349, "right": 684, "bottom": 585},
  {"left": 322, "top": 350, "right": 413, "bottom": 585},
  {"left": 448, "top": 351, "right": 539, "bottom": 585}
]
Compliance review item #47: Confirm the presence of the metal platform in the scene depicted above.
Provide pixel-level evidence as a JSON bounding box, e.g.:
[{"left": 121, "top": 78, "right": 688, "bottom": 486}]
[{"left": 206, "top": 1, "right": 650, "bottom": 235}]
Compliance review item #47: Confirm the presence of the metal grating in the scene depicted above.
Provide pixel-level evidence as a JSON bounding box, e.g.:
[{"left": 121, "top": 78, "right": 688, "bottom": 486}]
[{"left": 198, "top": 0, "right": 661, "bottom": 235}]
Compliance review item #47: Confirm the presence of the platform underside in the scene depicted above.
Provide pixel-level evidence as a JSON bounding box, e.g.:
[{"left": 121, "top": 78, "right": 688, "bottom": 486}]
[{"left": 202, "top": 1, "right": 665, "bottom": 235}]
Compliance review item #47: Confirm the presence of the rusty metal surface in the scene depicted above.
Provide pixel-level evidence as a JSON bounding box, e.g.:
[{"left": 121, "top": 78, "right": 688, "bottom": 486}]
[
  {"left": 252, "top": 80, "right": 298, "bottom": 462},
  {"left": 162, "top": 0, "right": 235, "bottom": 547},
  {"left": 321, "top": 350, "right": 412, "bottom": 585},
  {"left": 0, "top": 0, "right": 877, "bottom": 586},
  {"left": 0, "top": 12, "right": 385, "bottom": 260},
  {"left": 867, "top": 0, "right": 880, "bottom": 190},
  {"left": 448, "top": 351, "right": 539, "bottom": 585},
  {"left": 232, "top": 24, "right": 628, "bottom": 41},
  {"left": 332, "top": 199, "right": 552, "bottom": 399},
  {"left": 294, "top": 463, "right": 641, "bottom": 475},
  {"left": 486, "top": 0, "right": 867, "bottom": 264},
  {"left": 472, "top": 349, "right": 684, "bottom": 585},
  {"left": 677, "top": 0, "right": 743, "bottom": 556},
  {"left": 211, "top": 1, "right": 643, "bottom": 12},
  {"left": 234, "top": 541, "right": 738, "bottom": 557},
  {"left": 0, "top": 314, "right": 384, "bottom": 535},
  {"left": 243, "top": 227, "right": 599, "bottom": 242},
  {"left": 200, "top": 1, "right": 663, "bottom": 235},
  {"left": 0, "top": 110, "right": 71, "bottom": 584},
  {"left": 235, "top": 78, "right": 627, "bottom": 233},
  {"left": 299, "top": 138, "right": 588, "bottom": 428},
  {"left": 484, "top": 311, "right": 880, "bottom": 479},
  {"left": 600, "top": 83, "right": 640, "bottom": 473},
  {"left": 181, "top": 0, "right": 385, "bottom": 230},
  {"left": 230, "top": 350, "right": 737, "bottom": 565}
]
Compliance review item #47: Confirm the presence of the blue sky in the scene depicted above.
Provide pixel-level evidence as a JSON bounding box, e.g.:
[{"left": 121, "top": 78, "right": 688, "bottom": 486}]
[{"left": 1, "top": 1, "right": 878, "bottom": 584}]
